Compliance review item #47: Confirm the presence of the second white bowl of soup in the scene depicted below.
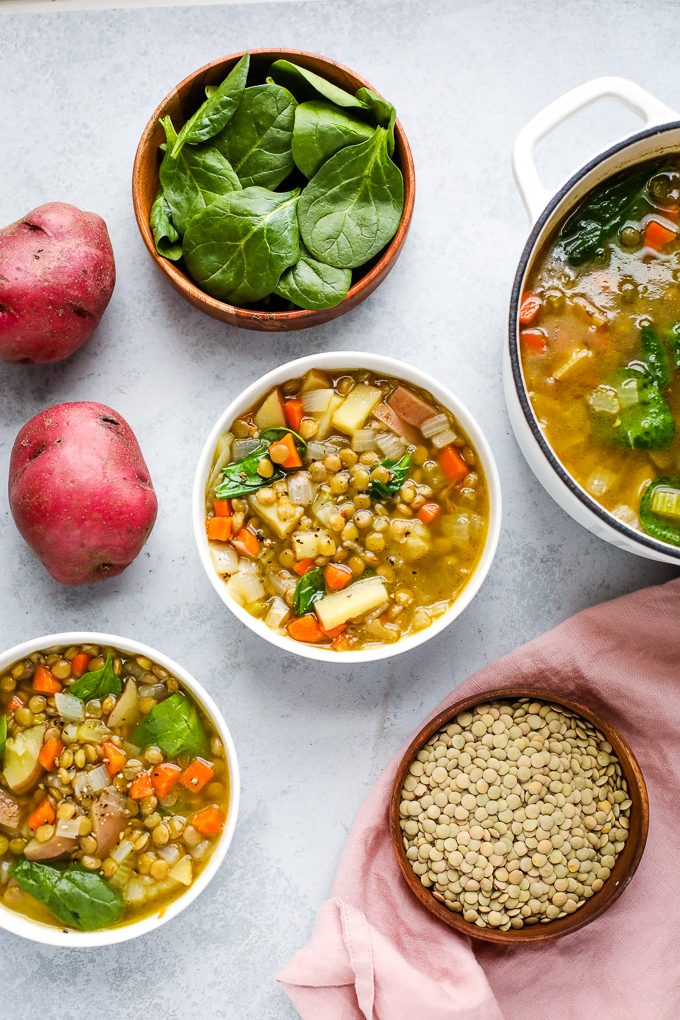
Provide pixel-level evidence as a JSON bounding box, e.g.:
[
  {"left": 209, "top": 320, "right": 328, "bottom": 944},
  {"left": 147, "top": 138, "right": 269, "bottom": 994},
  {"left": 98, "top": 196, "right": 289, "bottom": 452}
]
[{"left": 194, "top": 353, "right": 501, "bottom": 662}]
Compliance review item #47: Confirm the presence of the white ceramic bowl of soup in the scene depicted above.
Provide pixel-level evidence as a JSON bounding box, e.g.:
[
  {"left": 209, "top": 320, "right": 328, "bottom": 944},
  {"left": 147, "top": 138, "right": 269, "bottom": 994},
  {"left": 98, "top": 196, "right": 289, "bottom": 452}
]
[
  {"left": 0, "top": 632, "right": 240, "bottom": 947},
  {"left": 194, "top": 352, "right": 502, "bottom": 662},
  {"left": 506, "top": 75, "right": 680, "bottom": 564}
]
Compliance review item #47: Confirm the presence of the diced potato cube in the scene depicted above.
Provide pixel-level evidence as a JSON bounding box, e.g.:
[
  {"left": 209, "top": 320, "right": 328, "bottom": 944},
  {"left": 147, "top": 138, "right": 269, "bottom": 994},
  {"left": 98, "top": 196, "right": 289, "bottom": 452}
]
[
  {"left": 292, "top": 530, "right": 320, "bottom": 559},
  {"left": 169, "top": 855, "right": 193, "bottom": 886},
  {"left": 315, "top": 392, "right": 344, "bottom": 440},
  {"left": 209, "top": 543, "right": 240, "bottom": 575},
  {"left": 248, "top": 494, "right": 301, "bottom": 540},
  {"left": 300, "top": 369, "right": 331, "bottom": 393},
  {"left": 387, "top": 386, "right": 436, "bottom": 426},
  {"left": 254, "top": 387, "right": 286, "bottom": 429},
  {"left": 315, "top": 578, "right": 388, "bottom": 631},
  {"left": 553, "top": 348, "right": 591, "bottom": 380},
  {"left": 331, "top": 384, "right": 382, "bottom": 434}
]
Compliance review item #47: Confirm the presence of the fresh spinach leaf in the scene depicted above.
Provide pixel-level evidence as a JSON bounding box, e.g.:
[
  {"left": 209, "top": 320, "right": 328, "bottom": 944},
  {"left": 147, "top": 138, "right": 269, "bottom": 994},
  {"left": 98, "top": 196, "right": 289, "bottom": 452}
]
[
  {"left": 133, "top": 693, "right": 209, "bottom": 757},
  {"left": 298, "top": 126, "right": 404, "bottom": 269},
  {"left": 590, "top": 367, "right": 675, "bottom": 449},
  {"left": 293, "top": 567, "right": 326, "bottom": 615},
  {"left": 213, "top": 84, "right": 297, "bottom": 190},
  {"left": 183, "top": 187, "right": 301, "bottom": 304},
  {"left": 205, "top": 85, "right": 217, "bottom": 99},
  {"left": 640, "top": 475, "right": 680, "bottom": 546},
  {"left": 150, "top": 186, "right": 183, "bottom": 261},
  {"left": 641, "top": 325, "right": 672, "bottom": 388},
  {"left": 69, "top": 652, "right": 121, "bottom": 702},
  {"left": 668, "top": 323, "right": 680, "bottom": 367},
  {"left": 259, "top": 427, "right": 308, "bottom": 457},
  {"left": 354, "top": 87, "right": 396, "bottom": 154},
  {"left": 0, "top": 714, "right": 6, "bottom": 759},
  {"left": 170, "top": 52, "right": 250, "bottom": 158},
  {"left": 215, "top": 427, "right": 307, "bottom": 499},
  {"left": 559, "top": 160, "right": 663, "bottom": 265},
  {"left": 159, "top": 117, "right": 242, "bottom": 235},
  {"left": 268, "top": 59, "right": 369, "bottom": 110},
  {"left": 292, "top": 100, "right": 374, "bottom": 179},
  {"left": 10, "top": 860, "right": 124, "bottom": 931},
  {"left": 275, "top": 240, "right": 351, "bottom": 309},
  {"left": 368, "top": 453, "right": 412, "bottom": 500}
]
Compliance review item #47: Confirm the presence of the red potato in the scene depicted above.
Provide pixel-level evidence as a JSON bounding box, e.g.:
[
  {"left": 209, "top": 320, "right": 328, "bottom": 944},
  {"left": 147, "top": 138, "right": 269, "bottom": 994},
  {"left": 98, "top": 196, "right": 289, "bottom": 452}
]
[
  {"left": 387, "top": 386, "right": 437, "bottom": 427},
  {"left": 9, "top": 401, "right": 158, "bottom": 586},
  {"left": 0, "top": 202, "right": 115, "bottom": 365}
]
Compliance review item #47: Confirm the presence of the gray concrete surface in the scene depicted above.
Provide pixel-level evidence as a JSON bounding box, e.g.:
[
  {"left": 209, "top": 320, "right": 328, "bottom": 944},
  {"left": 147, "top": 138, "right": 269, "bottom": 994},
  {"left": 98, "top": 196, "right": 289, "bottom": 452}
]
[{"left": 0, "top": 1, "right": 677, "bottom": 1017}]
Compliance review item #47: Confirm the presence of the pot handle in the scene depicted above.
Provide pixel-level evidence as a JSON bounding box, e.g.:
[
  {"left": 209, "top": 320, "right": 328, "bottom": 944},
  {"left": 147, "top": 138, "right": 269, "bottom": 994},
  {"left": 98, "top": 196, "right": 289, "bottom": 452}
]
[{"left": 513, "top": 76, "right": 679, "bottom": 224}]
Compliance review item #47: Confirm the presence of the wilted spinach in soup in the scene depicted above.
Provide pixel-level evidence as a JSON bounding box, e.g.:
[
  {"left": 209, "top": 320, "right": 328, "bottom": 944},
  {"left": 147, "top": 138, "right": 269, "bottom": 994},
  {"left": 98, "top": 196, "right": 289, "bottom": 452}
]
[
  {"left": 0, "top": 644, "right": 228, "bottom": 931},
  {"left": 520, "top": 157, "right": 680, "bottom": 546},
  {"left": 205, "top": 369, "right": 489, "bottom": 650}
]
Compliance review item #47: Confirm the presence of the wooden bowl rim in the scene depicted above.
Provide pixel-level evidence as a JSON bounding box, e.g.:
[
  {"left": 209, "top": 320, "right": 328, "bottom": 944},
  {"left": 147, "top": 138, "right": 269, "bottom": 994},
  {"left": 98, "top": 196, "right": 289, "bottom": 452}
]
[
  {"left": 389, "top": 686, "right": 649, "bottom": 945},
  {"left": 131, "top": 47, "right": 415, "bottom": 326}
]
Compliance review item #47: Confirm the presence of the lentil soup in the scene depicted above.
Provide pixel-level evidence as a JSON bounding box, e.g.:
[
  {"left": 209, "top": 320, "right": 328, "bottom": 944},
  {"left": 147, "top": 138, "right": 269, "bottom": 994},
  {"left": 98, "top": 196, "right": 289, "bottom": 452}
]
[
  {"left": 520, "top": 157, "right": 680, "bottom": 548},
  {"left": 204, "top": 368, "right": 489, "bottom": 651},
  {"left": 0, "top": 642, "right": 229, "bottom": 932}
]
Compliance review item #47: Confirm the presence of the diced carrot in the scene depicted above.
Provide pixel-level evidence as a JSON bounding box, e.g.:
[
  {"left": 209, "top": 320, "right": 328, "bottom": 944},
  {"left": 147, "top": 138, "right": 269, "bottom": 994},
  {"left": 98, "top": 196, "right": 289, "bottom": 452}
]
[
  {"left": 269, "top": 432, "right": 302, "bottom": 469},
  {"left": 70, "top": 652, "right": 91, "bottom": 678},
  {"left": 102, "top": 741, "right": 127, "bottom": 777},
  {"left": 293, "top": 558, "right": 316, "bottom": 577},
  {"left": 331, "top": 632, "right": 352, "bottom": 652},
  {"left": 180, "top": 758, "right": 215, "bottom": 793},
  {"left": 231, "top": 527, "right": 259, "bottom": 558},
  {"left": 8, "top": 695, "right": 24, "bottom": 712},
  {"left": 438, "top": 445, "right": 468, "bottom": 482},
  {"left": 287, "top": 614, "right": 325, "bottom": 643},
  {"left": 285, "top": 399, "right": 303, "bottom": 431},
  {"left": 28, "top": 797, "right": 55, "bottom": 831},
  {"left": 417, "top": 502, "right": 440, "bottom": 525},
  {"left": 645, "top": 219, "right": 677, "bottom": 250},
  {"left": 213, "top": 498, "right": 232, "bottom": 517},
  {"left": 130, "top": 771, "right": 154, "bottom": 799},
  {"left": 207, "top": 516, "right": 233, "bottom": 542},
  {"left": 151, "top": 762, "right": 182, "bottom": 797},
  {"left": 521, "top": 329, "right": 547, "bottom": 355},
  {"left": 33, "top": 666, "right": 62, "bottom": 694},
  {"left": 519, "top": 292, "right": 542, "bottom": 324},
  {"left": 39, "top": 738, "right": 64, "bottom": 772},
  {"left": 324, "top": 562, "right": 352, "bottom": 591},
  {"left": 321, "top": 622, "right": 346, "bottom": 639},
  {"left": 192, "top": 805, "right": 223, "bottom": 836}
]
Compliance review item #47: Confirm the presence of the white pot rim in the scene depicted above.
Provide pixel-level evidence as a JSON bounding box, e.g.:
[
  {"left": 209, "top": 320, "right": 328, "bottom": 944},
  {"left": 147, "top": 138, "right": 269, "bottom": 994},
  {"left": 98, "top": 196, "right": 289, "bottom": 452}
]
[
  {"left": 193, "top": 351, "right": 502, "bottom": 663},
  {"left": 509, "top": 119, "right": 680, "bottom": 562},
  {"left": 0, "top": 631, "right": 240, "bottom": 947}
]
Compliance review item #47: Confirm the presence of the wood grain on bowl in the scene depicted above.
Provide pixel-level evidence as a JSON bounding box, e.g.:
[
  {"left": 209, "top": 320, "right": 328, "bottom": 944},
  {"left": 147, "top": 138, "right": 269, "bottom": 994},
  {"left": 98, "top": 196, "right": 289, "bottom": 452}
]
[
  {"left": 132, "top": 49, "right": 415, "bottom": 332},
  {"left": 389, "top": 687, "right": 648, "bottom": 945}
]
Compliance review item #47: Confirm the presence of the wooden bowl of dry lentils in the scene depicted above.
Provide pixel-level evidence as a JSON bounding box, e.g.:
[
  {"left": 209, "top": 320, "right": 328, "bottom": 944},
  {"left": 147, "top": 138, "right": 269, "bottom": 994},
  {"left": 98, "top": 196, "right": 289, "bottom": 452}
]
[{"left": 390, "top": 689, "right": 648, "bottom": 944}]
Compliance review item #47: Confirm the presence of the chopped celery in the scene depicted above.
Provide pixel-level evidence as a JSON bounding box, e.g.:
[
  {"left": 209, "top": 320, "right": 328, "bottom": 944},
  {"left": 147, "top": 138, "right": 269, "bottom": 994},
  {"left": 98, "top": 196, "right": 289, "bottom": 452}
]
[
  {"left": 650, "top": 486, "right": 680, "bottom": 520},
  {"left": 639, "top": 475, "right": 680, "bottom": 546}
]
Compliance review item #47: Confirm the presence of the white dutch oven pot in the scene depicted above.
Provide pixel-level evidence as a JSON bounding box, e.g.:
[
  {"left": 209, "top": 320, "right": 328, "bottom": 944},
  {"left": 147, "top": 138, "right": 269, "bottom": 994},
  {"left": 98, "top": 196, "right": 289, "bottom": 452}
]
[{"left": 505, "top": 76, "right": 680, "bottom": 564}]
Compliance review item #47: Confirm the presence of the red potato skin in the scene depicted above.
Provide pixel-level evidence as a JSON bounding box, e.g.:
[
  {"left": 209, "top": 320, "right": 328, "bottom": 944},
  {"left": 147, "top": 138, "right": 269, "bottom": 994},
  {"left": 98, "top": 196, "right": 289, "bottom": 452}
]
[
  {"left": 9, "top": 402, "right": 158, "bottom": 586},
  {"left": 0, "top": 202, "right": 115, "bottom": 365}
]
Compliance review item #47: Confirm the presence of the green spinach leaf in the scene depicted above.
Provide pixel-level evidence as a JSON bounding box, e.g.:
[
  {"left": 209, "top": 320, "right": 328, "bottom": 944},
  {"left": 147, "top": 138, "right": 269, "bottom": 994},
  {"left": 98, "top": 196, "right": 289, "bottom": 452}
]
[
  {"left": 298, "top": 126, "right": 403, "bottom": 268},
  {"left": 275, "top": 240, "right": 351, "bottom": 309},
  {"left": 590, "top": 367, "right": 675, "bottom": 449},
  {"left": 640, "top": 475, "right": 680, "bottom": 546},
  {"left": 170, "top": 52, "right": 250, "bottom": 158},
  {"left": 10, "top": 860, "right": 124, "bottom": 931},
  {"left": 133, "top": 693, "right": 209, "bottom": 757},
  {"left": 159, "top": 117, "right": 242, "bottom": 235},
  {"left": 0, "top": 714, "right": 6, "bottom": 759},
  {"left": 215, "top": 427, "right": 307, "bottom": 499},
  {"left": 641, "top": 324, "right": 672, "bottom": 388},
  {"left": 150, "top": 186, "right": 183, "bottom": 261},
  {"left": 668, "top": 323, "right": 680, "bottom": 367},
  {"left": 354, "top": 87, "right": 396, "bottom": 154},
  {"left": 69, "top": 652, "right": 121, "bottom": 702},
  {"left": 268, "top": 59, "right": 369, "bottom": 110},
  {"left": 293, "top": 567, "right": 326, "bottom": 616},
  {"left": 292, "top": 100, "right": 374, "bottom": 179},
  {"left": 183, "top": 187, "right": 301, "bottom": 304},
  {"left": 368, "top": 453, "right": 412, "bottom": 500},
  {"left": 213, "top": 83, "right": 297, "bottom": 190}
]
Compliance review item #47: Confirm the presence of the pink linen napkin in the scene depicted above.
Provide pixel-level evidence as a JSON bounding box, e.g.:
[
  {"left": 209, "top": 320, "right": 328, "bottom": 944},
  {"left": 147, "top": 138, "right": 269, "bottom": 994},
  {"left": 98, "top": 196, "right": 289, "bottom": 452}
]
[{"left": 277, "top": 577, "right": 680, "bottom": 1020}]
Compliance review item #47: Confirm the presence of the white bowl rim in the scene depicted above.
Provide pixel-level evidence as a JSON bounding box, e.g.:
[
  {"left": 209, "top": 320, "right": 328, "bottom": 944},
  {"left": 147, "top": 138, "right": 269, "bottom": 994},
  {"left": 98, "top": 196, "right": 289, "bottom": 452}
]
[
  {"left": 193, "top": 352, "right": 502, "bottom": 663},
  {"left": 0, "top": 631, "right": 240, "bottom": 948}
]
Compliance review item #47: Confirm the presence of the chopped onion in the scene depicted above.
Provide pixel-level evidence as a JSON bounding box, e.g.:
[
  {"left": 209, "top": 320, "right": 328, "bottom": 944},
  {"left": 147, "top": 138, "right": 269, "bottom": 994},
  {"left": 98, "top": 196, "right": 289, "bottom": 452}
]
[
  {"left": 352, "top": 429, "right": 378, "bottom": 452},
  {"left": 301, "top": 388, "right": 333, "bottom": 413},
  {"left": 441, "top": 513, "right": 470, "bottom": 549},
  {"left": 586, "top": 467, "right": 616, "bottom": 497},
  {"left": 111, "top": 839, "right": 135, "bottom": 864},
  {"left": 421, "top": 413, "right": 450, "bottom": 438},
  {"left": 61, "top": 723, "right": 79, "bottom": 744},
  {"left": 376, "top": 432, "right": 406, "bottom": 460},
  {"left": 73, "top": 763, "right": 110, "bottom": 799},
  {"left": 612, "top": 504, "right": 641, "bottom": 530},
  {"left": 209, "top": 543, "right": 239, "bottom": 575},
  {"left": 189, "top": 839, "right": 210, "bottom": 860},
  {"left": 56, "top": 817, "right": 82, "bottom": 839},
  {"left": 265, "top": 596, "right": 291, "bottom": 630},
  {"left": 233, "top": 438, "right": 260, "bottom": 459},
  {"left": 287, "top": 470, "right": 314, "bottom": 505},
  {"left": 470, "top": 514, "right": 485, "bottom": 540},
  {"left": 307, "top": 440, "right": 338, "bottom": 461},
  {"left": 226, "top": 570, "right": 265, "bottom": 606},
  {"left": 265, "top": 566, "right": 295, "bottom": 598},
  {"left": 54, "top": 692, "right": 85, "bottom": 722},
  {"left": 431, "top": 428, "right": 458, "bottom": 449},
  {"left": 157, "top": 843, "right": 183, "bottom": 866}
]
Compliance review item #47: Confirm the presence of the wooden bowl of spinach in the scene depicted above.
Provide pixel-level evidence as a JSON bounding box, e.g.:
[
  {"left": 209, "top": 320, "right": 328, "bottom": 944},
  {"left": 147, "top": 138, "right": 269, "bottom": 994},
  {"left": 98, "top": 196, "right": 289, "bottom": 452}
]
[{"left": 132, "top": 49, "right": 415, "bottom": 332}]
